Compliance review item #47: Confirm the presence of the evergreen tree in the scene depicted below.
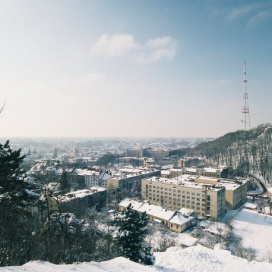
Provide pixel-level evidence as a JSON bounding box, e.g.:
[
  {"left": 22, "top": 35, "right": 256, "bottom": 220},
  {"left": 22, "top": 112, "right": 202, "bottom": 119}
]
[
  {"left": 112, "top": 204, "right": 155, "bottom": 265},
  {"left": 59, "top": 170, "right": 71, "bottom": 194},
  {"left": 0, "top": 141, "right": 38, "bottom": 266}
]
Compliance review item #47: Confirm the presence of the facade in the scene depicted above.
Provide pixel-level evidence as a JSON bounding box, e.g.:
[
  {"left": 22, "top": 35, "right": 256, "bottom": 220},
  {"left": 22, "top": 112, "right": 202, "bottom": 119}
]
[
  {"left": 126, "top": 148, "right": 143, "bottom": 158},
  {"left": 119, "top": 198, "right": 194, "bottom": 233},
  {"left": 190, "top": 176, "right": 248, "bottom": 210},
  {"left": 182, "top": 167, "right": 226, "bottom": 178},
  {"left": 75, "top": 169, "right": 112, "bottom": 188},
  {"left": 141, "top": 175, "right": 226, "bottom": 220},
  {"left": 107, "top": 170, "right": 161, "bottom": 191},
  {"left": 146, "top": 149, "right": 169, "bottom": 158},
  {"left": 49, "top": 187, "right": 107, "bottom": 214}
]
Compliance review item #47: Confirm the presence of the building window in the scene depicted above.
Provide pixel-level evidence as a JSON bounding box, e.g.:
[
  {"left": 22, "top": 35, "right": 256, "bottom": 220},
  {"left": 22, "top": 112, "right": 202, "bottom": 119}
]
[{"left": 207, "top": 195, "right": 211, "bottom": 201}]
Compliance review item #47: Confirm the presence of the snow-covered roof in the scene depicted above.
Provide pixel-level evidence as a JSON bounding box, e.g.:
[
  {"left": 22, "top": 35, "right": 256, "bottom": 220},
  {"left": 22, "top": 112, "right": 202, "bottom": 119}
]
[
  {"left": 244, "top": 202, "right": 257, "bottom": 210},
  {"left": 137, "top": 203, "right": 175, "bottom": 221},
  {"left": 169, "top": 213, "right": 193, "bottom": 226},
  {"left": 119, "top": 198, "right": 144, "bottom": 210},
  {"left": 178, "top": 207, "right": 195, "bottom": 216},
  {"left": 119, "top": 199, "right": 193, "bottom": 226},
  {"left": 203, "top": 167, "right": 218, "bottom": 173},
  {"left": 185, "top": 167, "right": 197, "bottom": 173},
  {"left": 145, "top": 175, "right": 224, "bottom": 192},
  {"left": 61, "top": 187, "right": 106, "bottom": 202},
  {"left": 76, "top": 169, "right": 100, "bottom": 176}
]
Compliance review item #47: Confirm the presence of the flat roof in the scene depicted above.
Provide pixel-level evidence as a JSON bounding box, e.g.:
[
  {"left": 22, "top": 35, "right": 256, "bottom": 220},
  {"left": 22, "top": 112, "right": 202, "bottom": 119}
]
[{"left": 144, "top": 175, "right": 224, "bottom": 192}]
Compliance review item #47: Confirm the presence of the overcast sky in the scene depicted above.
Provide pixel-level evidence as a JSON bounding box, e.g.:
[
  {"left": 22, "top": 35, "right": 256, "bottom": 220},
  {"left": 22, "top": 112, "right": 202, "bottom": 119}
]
[{"left": 0, "top": 0, "right": 271, "bottom": 138}]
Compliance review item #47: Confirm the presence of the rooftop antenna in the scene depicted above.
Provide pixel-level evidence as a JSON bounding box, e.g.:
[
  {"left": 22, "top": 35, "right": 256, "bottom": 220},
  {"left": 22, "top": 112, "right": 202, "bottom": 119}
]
[{"left": 242, "top": 60, "right": 250, "bottom": 130}]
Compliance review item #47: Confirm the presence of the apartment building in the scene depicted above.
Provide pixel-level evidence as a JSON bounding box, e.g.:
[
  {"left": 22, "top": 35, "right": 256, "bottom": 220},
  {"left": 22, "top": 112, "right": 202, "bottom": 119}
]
[
  {"left": 75, "top": 169, "right": 112, "bottom": 188},
  {"left": 47, "top": 187, "right": 107, "bottom": 215},
  {"left": 192, "top": 176, "right": 248, "bottom": 210},
  {"left": 141, "top": 175, "right": 225, "bottom": 220},
  {"left": 107, "top": 169, "right": 161, "bottom": 191}
]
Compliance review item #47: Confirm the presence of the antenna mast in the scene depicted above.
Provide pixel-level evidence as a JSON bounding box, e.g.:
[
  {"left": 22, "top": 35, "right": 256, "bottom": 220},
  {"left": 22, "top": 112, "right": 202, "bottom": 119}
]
[{"left": 242, "top": 60, "right": 250, "bottom": 130}]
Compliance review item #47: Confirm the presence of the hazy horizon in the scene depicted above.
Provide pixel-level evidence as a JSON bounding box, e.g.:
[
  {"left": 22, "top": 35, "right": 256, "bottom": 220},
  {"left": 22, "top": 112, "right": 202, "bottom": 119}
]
[{"left": 1, "top": 0, "right": 271, "bottom": 138}]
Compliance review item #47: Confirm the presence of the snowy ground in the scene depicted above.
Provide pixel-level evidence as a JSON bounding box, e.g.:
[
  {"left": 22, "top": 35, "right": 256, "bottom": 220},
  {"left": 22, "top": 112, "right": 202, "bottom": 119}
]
[
  {"left": 2, "top": 245, "right": 272, "bottom": 272},
  {"left": 232, "top": 208, "right": 272, "bottom": 260}
]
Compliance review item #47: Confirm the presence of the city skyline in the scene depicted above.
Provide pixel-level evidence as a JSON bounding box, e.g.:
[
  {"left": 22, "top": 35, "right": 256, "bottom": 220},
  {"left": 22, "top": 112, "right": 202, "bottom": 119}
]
[{"left": 0, "top": 0, "right": 272, "bottom": 138}]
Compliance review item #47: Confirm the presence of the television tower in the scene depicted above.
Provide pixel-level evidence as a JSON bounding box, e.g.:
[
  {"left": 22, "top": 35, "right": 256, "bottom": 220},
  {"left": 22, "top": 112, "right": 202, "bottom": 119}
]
[{"left": 242, "top": 60, "right": 250, "bottom": 130}]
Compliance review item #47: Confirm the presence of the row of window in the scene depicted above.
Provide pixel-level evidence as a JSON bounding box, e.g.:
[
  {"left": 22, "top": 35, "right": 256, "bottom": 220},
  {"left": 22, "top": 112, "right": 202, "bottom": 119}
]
[
  {"left": 148, "top": 185, "right": 203, "bottom": 196},
  {"left": 148, "top": 187, "right": 205, "bottom": 197}
]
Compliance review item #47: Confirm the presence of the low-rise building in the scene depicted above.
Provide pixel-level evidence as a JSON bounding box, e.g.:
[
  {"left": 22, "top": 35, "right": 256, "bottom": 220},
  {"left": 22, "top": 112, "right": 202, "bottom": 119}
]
[
  {"left": 182, "top": 167, "right": 228, "bottom": 178},
  {"left": 119, "top": 198, "right": 194, "bottom": 233}
]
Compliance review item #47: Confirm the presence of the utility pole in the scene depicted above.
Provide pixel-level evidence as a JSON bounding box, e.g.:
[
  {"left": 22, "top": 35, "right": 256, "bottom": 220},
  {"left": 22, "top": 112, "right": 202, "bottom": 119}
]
[{"left": 242, "top": 60, "right": 250, "bottom": 130}]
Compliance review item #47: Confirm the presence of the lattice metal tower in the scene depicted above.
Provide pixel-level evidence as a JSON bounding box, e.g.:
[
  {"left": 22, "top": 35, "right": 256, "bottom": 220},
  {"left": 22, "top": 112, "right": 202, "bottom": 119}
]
[{"left": 242, "top": 60, "right": 250, "bottom": 130}]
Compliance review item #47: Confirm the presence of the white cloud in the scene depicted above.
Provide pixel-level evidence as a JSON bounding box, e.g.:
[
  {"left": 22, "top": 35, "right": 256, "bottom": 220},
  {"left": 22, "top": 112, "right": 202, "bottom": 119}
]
[
  {"left": 246, "top": 10, "right": 271, "bottom": 28},
  {"left": 91, "top": 34, "right": 139, "bottom": 57},
  {"left": 91, "top": 33, "right": 177, "bottom": 63},
  {"left": 227, "top": 3, "right": 261, "bottom": 21},
  {"left": 146, "top": 36, "right": 172, "bottom": 48},
  {"left": 136, "top": 48, "right": 176, "bottom": 64}
]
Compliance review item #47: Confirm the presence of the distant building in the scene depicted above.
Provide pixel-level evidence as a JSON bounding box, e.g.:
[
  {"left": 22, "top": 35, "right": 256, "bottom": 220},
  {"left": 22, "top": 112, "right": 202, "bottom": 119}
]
[
  {"left": 126, "top": 148, "right": 143, "bottom": 158},
  {"left": 119, "top": 198, "right": 194, "bottom": 233},
  {"left": 146, "top": 149, "right": 169, "bottom": 158}
]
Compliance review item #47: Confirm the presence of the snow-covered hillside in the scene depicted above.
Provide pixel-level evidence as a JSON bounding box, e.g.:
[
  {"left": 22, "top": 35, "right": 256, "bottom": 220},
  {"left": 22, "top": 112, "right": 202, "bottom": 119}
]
[
  {"left": 232, "top": 208, "right": 272, "bottom": 260},
  {"left": 1, "top": 245, "right": 272, "bottom": 272}
]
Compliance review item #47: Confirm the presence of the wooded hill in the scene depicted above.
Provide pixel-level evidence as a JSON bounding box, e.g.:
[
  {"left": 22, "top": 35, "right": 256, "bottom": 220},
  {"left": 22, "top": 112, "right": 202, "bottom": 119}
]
[{"left": 170, "top": 123, "right": 272, "bottom": 180}]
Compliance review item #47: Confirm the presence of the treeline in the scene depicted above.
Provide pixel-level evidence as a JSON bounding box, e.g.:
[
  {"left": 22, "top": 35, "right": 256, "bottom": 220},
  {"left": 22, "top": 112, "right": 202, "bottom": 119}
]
[
  {"left": 0, "top": 141, "right": 153, "bottom": 267},
  {"left": 170, "top": 124, "right": 272, "bottom": 179}
]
